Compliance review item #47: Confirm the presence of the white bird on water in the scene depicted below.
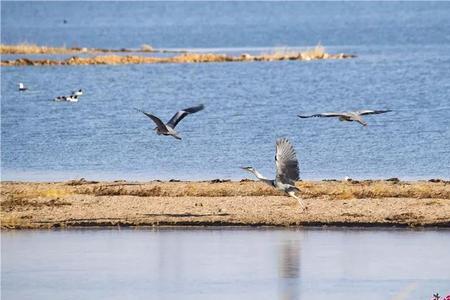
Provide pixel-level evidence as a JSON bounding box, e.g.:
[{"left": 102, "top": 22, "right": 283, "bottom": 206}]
[
  {"left": 241, "top": 138, "right": 305, "bottom": 211},
  {"left": 135, "top": 104, "right": 205, "bottom": 140},
  {"left": 298, "top": 109, "right": 392, "bottom": 126},
  {"left": 18, "top": 83, "right": 28, "bottom": 91},
  {"left": 66, "top": 95, "right": 79, "bottom": 102},
  {"left": 71, "top": 89, "right": 83, "bottom": 96}
]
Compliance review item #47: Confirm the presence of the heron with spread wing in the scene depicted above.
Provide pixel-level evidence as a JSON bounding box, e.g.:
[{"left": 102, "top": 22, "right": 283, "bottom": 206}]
[
  {"left": 241, "top": 138, "right": 305, "bottom": 210},
  {"left": 298, "top": 109, "right": 392, "bottom": 126},
  {"left": 136, "top": 104, "right": 204, "bottom": 140}
]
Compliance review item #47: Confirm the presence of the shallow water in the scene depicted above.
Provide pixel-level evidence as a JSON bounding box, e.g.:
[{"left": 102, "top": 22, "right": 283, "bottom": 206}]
[
  {"left": 1, "top": 2, "right": 450, "bottom": 181},
  {"left": 2, "top": 228, "right": 450, "bottom": 300}
]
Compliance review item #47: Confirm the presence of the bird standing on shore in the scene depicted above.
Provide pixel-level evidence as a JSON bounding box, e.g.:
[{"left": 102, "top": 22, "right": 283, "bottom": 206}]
[
  {"left": 298, "top": 109, "right": 392, "bottom": 126},
  {"left": 241, "top": 138, "right": 304, "bottom": 210},
  {"left": 136, "top": 104, "right": 205, "bottom": 140}
]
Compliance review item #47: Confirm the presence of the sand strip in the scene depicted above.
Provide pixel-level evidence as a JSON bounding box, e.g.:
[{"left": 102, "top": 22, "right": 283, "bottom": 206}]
[{"left": 1, "top": 179, "right": 449, "bottom": 229}]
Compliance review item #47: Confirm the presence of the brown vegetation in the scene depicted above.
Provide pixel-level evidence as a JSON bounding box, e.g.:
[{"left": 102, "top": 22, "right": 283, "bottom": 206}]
[
  {"left": 1, "top": 43, "right": 79, "bottom": 54},
  {"left": 1, "top": 180, "right": 449, "bottom": 229},
  {"left": 0, "top": 43, "right": 160, "bottom": 54},
  {"left": 1, "top": 45, "right": 355, "bottom": 66}
]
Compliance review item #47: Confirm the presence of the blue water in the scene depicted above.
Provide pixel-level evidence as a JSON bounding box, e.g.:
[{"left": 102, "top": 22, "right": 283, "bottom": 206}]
[
  {"left": 1, "top": 2, "right": 450, "bottom": 181},
  {"left": 2, "top": 228, "right": 450, "bottom": 300},
  {"left": 2, "top": 2, "right": 450, "bottom": 49}
]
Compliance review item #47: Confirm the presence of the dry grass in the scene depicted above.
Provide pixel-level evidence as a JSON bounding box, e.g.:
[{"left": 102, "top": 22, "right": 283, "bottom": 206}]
[
  {"left": 72, "top": 180, "right": 450, "bottom": 199},
  {"left": 3, "top": 180, "right": 441, "bottom": 199},
  {"left": 301, "top": 180, "right": 450, "bottom": 199},
  {"left": 75, "top": 181, "right": 280, "bottom": 197},
  {"left": 301, "top": 44, "right": 326, "bottom": 60},
  {"left": 1, "top": 186, "right": 72, "bottom": 213},
  {"left": 1, "top": 44, "right": 355, "bottom": 66},
  {"left": 0, "top": 43, "right": 72, "bottom": 54},
  {"left": 1, "top": 180, "right": 448, "bottom": 201},
  {"left": 140, "top": 44, "right": 154, "bottom": 52}
]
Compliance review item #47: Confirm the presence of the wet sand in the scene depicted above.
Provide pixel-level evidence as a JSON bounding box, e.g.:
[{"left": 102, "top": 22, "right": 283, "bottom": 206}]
[{"left": 1, "top": 179, "right": 449, "bottom": 229}]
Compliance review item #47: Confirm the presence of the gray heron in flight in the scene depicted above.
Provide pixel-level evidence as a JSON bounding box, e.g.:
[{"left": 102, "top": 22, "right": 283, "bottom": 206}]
[
  {"left": 298, "top": 109, "right": 392, "bottom": 126},
  {"left": 136, "top": 104, "right": 204, "bottom": 140},
  {"left": 241, "top": 138, "right": 304, "bottom": 210}
]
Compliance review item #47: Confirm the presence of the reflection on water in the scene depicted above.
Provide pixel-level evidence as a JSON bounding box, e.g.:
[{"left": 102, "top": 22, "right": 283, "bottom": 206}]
[
  {"left": 279, "top": 239, "right": 301, "bottom": 300},
  {"left": 2, "top": 228, "right": 450, "bottom": 300}
]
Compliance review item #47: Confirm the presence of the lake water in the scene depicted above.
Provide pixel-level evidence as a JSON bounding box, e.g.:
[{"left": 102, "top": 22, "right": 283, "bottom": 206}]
[
  {"left": 2, "top": 228, "right": 450, "bottom": 300},
  {"left": 1, "top": 2, "right": 450, "bottom": 181}
]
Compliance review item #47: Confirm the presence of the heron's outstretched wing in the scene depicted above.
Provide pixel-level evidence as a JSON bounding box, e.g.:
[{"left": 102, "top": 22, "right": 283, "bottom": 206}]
[
  {"left": 298, "top": 112, "right": 345, "bottom": 118},
  {"left": 135, "top": 108, "right": 168, "bottom": 133},
  {"left": 167, "top": 104, "right": 205, "bottom": 128},
  {"left": 275, "top": 138, "right": 300, "bottom": 184},
  {"left": 357, "top": 109, "right": 392, "bottom": 116}
]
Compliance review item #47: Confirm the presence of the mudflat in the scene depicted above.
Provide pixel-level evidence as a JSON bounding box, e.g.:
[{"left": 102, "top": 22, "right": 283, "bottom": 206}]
[{"left": 1, "top": 179, "right": 449, "bottom": 229}]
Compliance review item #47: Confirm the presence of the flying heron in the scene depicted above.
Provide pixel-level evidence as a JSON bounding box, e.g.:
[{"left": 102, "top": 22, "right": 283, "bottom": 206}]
[
  {"left": 136, "top": 104, "right": 204, "bottom": 140},
  {"left": 298, "top": 109, "right": 392, "bottom": 126},
  {"left": 241, "top": 138, "right": 304, "bottom": 210}
]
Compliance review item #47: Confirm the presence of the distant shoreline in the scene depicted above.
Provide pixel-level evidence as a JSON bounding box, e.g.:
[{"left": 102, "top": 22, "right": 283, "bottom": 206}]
[
  {"left": 0, "top": 43, "right": 184, "bottom": 55},
  {"left": 0, "top": 43, "right": 355, "bottom": 66},
  {"left": 1, "top": 179, "right": 449, "bottom": 229}
]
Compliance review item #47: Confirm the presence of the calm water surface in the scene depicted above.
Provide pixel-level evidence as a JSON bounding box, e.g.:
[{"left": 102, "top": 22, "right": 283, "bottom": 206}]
[
  {"left": 2, "top": 228, "right": 450, "bottom": 300},
  {"left": 1, "top": 2, "right": 450, "bottom": 181}
]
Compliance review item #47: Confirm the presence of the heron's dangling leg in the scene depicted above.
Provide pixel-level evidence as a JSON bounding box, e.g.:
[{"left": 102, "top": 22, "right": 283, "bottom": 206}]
[
  {"left": 355, "top": 119, "right": 368, "bottom": 126},
  {"left": 287, "top": 191, "right": 305, "bottom": 211}
]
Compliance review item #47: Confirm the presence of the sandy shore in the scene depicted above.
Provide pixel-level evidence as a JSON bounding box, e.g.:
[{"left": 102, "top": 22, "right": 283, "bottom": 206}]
[{"left": 1, "top": 179, "right": 449, "bottom": 229}]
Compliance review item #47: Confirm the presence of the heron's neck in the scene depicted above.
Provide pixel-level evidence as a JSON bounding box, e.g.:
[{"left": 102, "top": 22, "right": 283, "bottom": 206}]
[{"left": 251, "top": 169, "right": 268, "bottom": 180}]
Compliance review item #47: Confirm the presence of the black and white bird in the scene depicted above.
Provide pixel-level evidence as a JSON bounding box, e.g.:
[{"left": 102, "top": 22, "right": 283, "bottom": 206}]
[
  {"left": 136, "top": 104, "right": 205, "bottom": 140},
  {"left": 71, "top": 89, "right": 83, "bottom": 97},
  {"left": 241, "top": 138, "right": 304, "bottom": 210},
  {"left": 53, "top": 95, "right": 78, "bottom": 102},
  {"left": 53, "top": 96, "right": 66, "bottom": 102},
  {"left": 18, "top": 83, "right": 28, "bottom": 91},
  {"left": 298, "top": 109, "right": 392, "bottom": 126},
  {"left": 66, "top": 95, "right": 79, "bottom": 102}
]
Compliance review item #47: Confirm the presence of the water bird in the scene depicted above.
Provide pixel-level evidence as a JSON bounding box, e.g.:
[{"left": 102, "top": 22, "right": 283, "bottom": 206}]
[
  {"left": 298, "top": 109, "right": 392, "bottom": 126},
  {"left": 54, "top": 95, "right": 78, "bottom": 102},
  {"left": 135, "top": 104, "right": 205, "bottom": 140},
  {"left": 18, "top": 83, "right": 28, "bottom": 91},
  {"left": 53, "top": 96, "right": 67, "bottom": 101},
  {"left": 66, "top": 95, "right": 79, "bottom": 102},
  {"left": 71, "top": 89, "right": 83, "bottom": 96},
  {"left": 241, "top": 138, "right": 304, "bottom": 210}
]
